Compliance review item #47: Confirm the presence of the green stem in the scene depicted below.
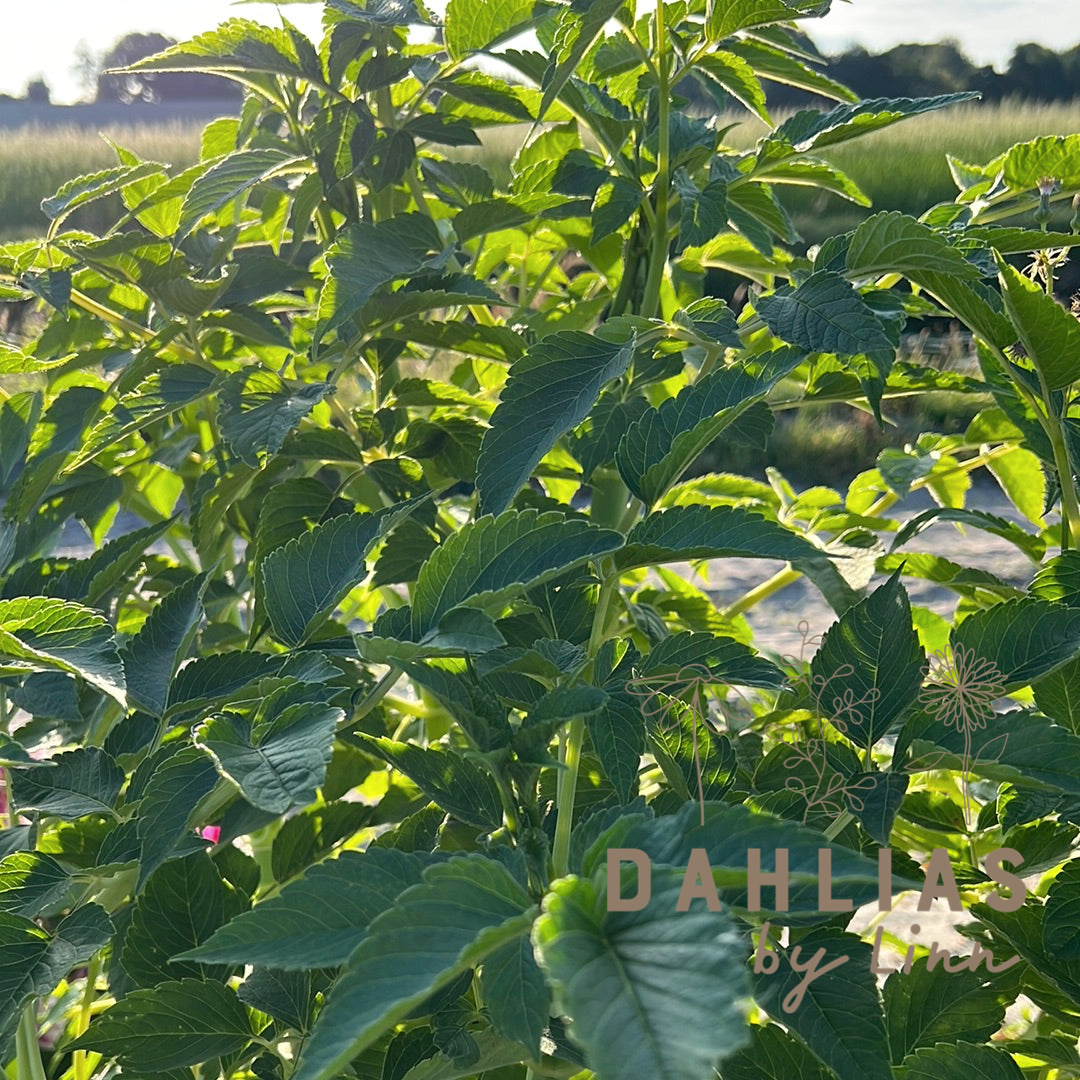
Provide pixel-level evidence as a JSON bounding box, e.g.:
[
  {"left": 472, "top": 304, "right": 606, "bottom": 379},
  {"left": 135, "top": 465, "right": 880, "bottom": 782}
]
[
  {"left": 339, "top": 667, "right": 403, "bottom": 732},
  {"left": 823, "top": 810, "right": 853, "bottom": 841},
  {"left": 16, "top": 1002, "right": 46, "bottom": 1080},
  {"left": 551, "top": 574, "right": 618, "bottom": 877},
  {"left": 73, "top": 953, "right": 102, "bottom": 1080},
  {"left": 721, "top": 567, "right": 801, "bottom": 621},
  {"left": 639, "top": 0, "right": 670, "bottom": 320}
]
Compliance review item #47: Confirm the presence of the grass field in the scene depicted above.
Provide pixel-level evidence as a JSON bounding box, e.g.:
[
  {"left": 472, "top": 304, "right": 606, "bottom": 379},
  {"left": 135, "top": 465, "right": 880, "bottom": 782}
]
[
  {"left": 0, "top": 122, "right": 203, "bottom": 240},
  {"left": 0, "top": 101, "right": 1076, "bottom": 241},
  {"left": 457, "top": 99, "right": 1080, "bottom": 242}
]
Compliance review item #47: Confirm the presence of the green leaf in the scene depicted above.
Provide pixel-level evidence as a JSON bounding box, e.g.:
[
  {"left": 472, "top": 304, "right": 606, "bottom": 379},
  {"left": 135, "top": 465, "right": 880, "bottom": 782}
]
[
  {"left": 727, "top": 40, "right": 856, "bottom": 104},
  {"left": 120, "top": 854, "right": 247, "bottom": 987},
  {"left": 10, "top": 748, "right": 123, "bottom": 820},
  {"left": 196, "top": 703, "right": 341, "bottom": 813},
  {"left": 846, "top": 212, "right": 980, "bottom": 283},
  {"left": 707, "top": 0, "right": 796, "bottom": 41},
  {"left": 41, "top": 163, "right": 164, "bottom": 224},
  {"left": 135, "top": 746, "right": 219, "bottom": 889},
  {"left": 0, "top": 853, "right": 73, "bottom": 917},
  {"left": 896, "top": 1042, "right": 1024, "bottom": 1080},
  {"left": 847, "top": 771, "right": 908, "bottom": 844},
  {"left": 719, "top": 1022, "right": 833, "bottom": 1080},
  {"left": 592, "top": 178, "right": 646, "bottom": 244},
  {"left": 317, "top": 215, "right": 444, "bottom": 342},
  {"left": 809, "top": 569, "right": 925, "bottom": 747},
  {"left": 896, "top": 707, "right": 1080, "bottom": 796},
  {"left": 1031, "top": 552, "right": 1080, "bottom": 606},
  {"left": 411, "top": 509, "right": 623, "bottom": 636},
  {"left": 538, "top": 0, "right": 626, "bottom": 121},
  {"left": 177, "top": 148, "right": 304, "bottom": 239},
  {"left": 616, "top": 505, "right": 822, "bottom": 569},
  {"left": 890, "top": 507, "right": 1044, "bottom": 563},
  {"left": 951, "top": 597, "right": 1080, "bottom": 690},
  {"left": 185, "top": 848, "right": 433, "bottom": 969},
  {"left": 754, "top": 931, "right": 890, "bottom": 1080},
  {"left": 534, "top": 869, "right": 751, "bottom": 1080},
  {"left": 917, "top": 273, "right": 1014, "bottom": 348},
  {"left": 756, "top": 159, "right": 869, "bottom": 205},
  {"left": 0, "top": 905, "right": 112, "bottom": 1047},
  {"left": 69, "top": 978, "right": 254, "bottom": 1071},
  {"left": 696, "top": 51, "right": 770, "bottom": 124},
  {"left": 616, "top": 352, "right": 800, "bottom": 505},
  {"left": 127, "top": 18, "right": 309, "bottom": 79},
  {"left": 0, "top": 597, "right": 125, "bottom": 705},
  {"left": 292, "top": 855, "right": 535, "bottom": 1080},
  {"left": 260, "top": 502, "right": 419, "bottom": 646},
  {"left": 756, "top": 271, "right": 895, "bottom": 360},
  {"left": 1043, "top": 858, "right": 1080, "bottom": 959},
  {"left": 476, "top": 332, "right": 634, "bottom": 516},
  {"left": 121, "top": 573, "right": 208, "bottom": 717},
  {"left": 218, "top": 368, "right": 330, "bottom": 467},
  {"left": 884, "top": 956, "right": 1021, "bottom": 1063},
  {"left": 760, "top": 95, "right": 980, "bottom": 160},
  {"left": 398, "top": 1028, "right": 536, "bottom": 1080},
  {"left": 481, "top": 938, "right": 549, "bottom": 1055},
  {"left": 358, "top": 735, "right": 503, "bottom": 830},
  {"left": 996, "top": 253, "right": 1080, "bottom": 391},
  {"left": 72, "top": 364, "right": 218, "bottom": 470},
  {"left": 588, "top": 693, "right": 645, "bottom": 804},
  {"left": 989, "top": 133, "right": 1080, "bottom": 192},
  {"left": 401, "top": 663, "right": 511, "bottom": 752}
]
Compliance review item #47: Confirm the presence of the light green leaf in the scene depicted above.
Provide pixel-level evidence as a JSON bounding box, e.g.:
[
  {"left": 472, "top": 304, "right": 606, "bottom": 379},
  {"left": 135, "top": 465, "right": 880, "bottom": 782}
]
[
  {"left": 69, "top": 978, "right": 254, "bottom": 1071},
  {"left": 988, "top": 133, "right": 1080, "bottom": 192},
  {"left": 411, "top": 509, "right": 623, "bottom": 636},
  {"left": 177, "top": 148, "right": 305, "bottom": 239},
  {"left": 534, "top": 869, "right": 751, "bottom": 1080},
  {"left": 708, "top": 0, "right": 796, "bottom": 41},
  {"left": 41, "top": 163, "right": 164, "bottom": 225},
  {"left": 996, "top": 252, "right": 1080, "bottom": 391},
  {"left": 0, "top": 597, "right": 125, "bottom": 705},
  {"left": 476, "top": 331, "right": 634, "bottom": 515},
  {"left": 846, "top": 212, "right": 980, "bottom": 282},
  {"left": 1045, "top": 859, "right": 1080, "bottom": 959},
  {"left": 756, "top": 271, "right": 895, "bottom": 359},
  {"left": 122, "top": 573, "right": 209, "bottom": 717},
  {"left": 0, "top": 853, "right": 73, "bottom": 917},
  {"left": 127, "top": 18, "right": 309, "bottom": 79},
  {"left": 293, "top": 855, "right": 535, "bottom": 1080},
  {"left": 890, "top": 507, "right": 1044, "bottom": 563},
  {"left": 696, "top": 51, "right": 770, "bottom": 124}
]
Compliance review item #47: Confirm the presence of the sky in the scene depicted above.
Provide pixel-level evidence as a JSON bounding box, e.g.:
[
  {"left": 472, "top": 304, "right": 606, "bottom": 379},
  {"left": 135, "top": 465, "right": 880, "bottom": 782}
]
[{"left": 0, "top": 1, "right": 1075, "bottom": 104}]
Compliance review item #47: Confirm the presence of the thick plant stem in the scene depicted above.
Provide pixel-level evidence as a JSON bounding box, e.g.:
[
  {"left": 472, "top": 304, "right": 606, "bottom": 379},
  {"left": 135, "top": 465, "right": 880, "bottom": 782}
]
[
  {"left": 16, "top": 1002, "right": 46, "bottom": 1080},
  {"left": 551, "top": 715, "right": 586, "bottom": 878},
  {"left": 73, "top": 954, "right": 102, "bottom": 1080},
  {"left": 639, "top": 0, "right": 670, "bottom": 320},
  {"left": 721, "top": 566, "right": 801, "bottom": 621}
]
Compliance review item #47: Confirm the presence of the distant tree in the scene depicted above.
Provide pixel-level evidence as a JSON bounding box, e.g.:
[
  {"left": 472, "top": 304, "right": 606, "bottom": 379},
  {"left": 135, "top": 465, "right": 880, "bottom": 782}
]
[
  {"left": 96, "top": 32, "right": 241, "bottom": 103},
  {"left": 25, "top": 78, "right": 50, "bottom": 104},
  {"left": 1003, "top": 43, "right": 1066, "bottom": 101},
  {"left": 72, "top": 41, "right": 102, "bottom": 103}
]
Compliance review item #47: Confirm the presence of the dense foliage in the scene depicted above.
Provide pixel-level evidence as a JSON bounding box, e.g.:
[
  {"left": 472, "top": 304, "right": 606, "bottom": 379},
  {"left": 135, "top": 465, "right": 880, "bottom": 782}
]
[{"left": 1, "top": 1, "right": 1080, "bottom": 1078}]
